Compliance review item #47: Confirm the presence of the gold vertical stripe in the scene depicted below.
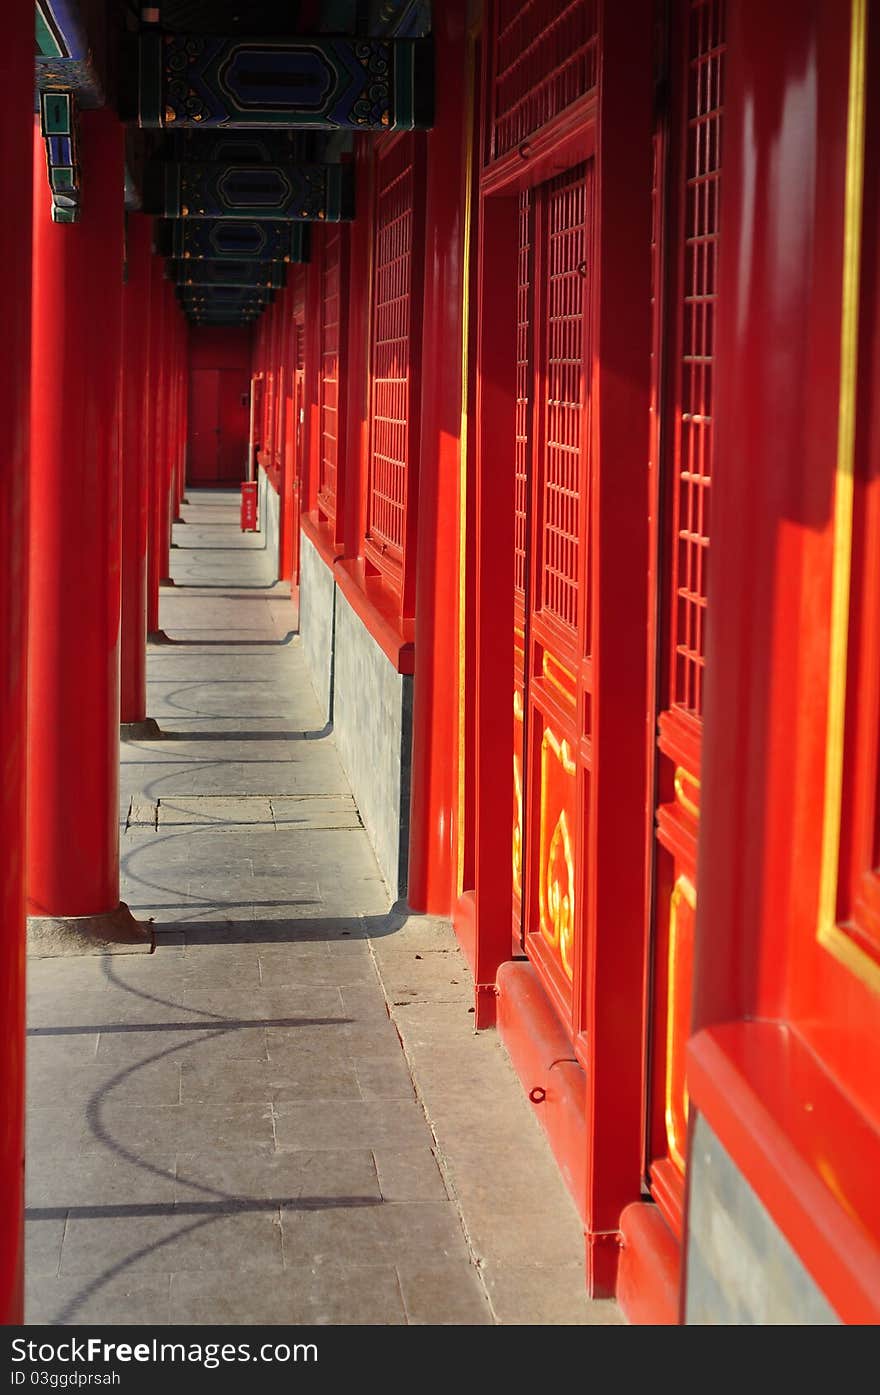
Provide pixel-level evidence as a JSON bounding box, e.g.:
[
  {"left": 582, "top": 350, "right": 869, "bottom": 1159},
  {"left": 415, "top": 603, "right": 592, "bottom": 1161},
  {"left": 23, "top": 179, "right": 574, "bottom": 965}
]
[
  {"left": 816, "top": 0, "right": 879, "bottom": 991},
  {"left": 666, "top": 874, "right": 696, "bottom": 1175}
]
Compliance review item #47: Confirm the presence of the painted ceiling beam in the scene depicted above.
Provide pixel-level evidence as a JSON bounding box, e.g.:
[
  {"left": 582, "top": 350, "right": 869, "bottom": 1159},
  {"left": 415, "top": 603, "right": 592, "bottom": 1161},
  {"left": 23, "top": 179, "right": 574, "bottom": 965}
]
[
  {"left": 156, "top": 219, "right": 309, "bottom": 264},
  {"left": 144, "top": 161, "right": 354, "bottom": 222},
  {"left": 127, "top": 32, "right": 433, "bottom": 131},
  {"left": 169, "top": 131, "right": 315, "bottom": 164},
  {"left": 35, "top": 0, "right": 104, "bottom": 107},
  {"left": 178, "top": 286, "right": 272, "bottom": 306},
  {"left": 167, "top": 260, "right": 287, "bottom": 290},
  {"left": 39, "top": 90, "right": 81, "bottom": 223},
  {"left": 366, "top": 0, "right": 431, "bottom": 37}
]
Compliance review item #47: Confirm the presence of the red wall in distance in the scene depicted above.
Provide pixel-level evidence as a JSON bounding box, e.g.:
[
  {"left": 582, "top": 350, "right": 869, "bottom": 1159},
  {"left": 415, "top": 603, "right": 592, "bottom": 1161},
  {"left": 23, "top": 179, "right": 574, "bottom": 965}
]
[
  {"left": 189, "top": 325, "right": 253, "bottom": 372},
  {"left": 187, "top": 326, "right": 253, "bottom": 486}
]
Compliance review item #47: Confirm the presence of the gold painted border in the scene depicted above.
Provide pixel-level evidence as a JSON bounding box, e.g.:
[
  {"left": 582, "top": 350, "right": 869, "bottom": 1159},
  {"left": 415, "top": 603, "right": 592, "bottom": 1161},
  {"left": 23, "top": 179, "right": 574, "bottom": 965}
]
[
  {"left": 666, "top": 873, "right": 696, "bottom": 1174},
  {"left": 816, "top": 0, "right": 880, "bottom": 993}
]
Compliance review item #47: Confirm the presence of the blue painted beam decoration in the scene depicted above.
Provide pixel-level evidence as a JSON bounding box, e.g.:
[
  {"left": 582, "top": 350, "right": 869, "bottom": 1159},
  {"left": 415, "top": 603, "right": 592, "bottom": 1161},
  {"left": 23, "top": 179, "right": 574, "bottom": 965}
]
[
  {"left": 157, "top": 219, "right": 308, "bottom": 264},
  {"left": 172, "top": 131, "right": 314, "bottom": 164},
  {"left": 133, "top": 32, "right": 432, "bottom": 131},
  {"left": 179, "top": 286, "right": 272, "bottom": 307},
  {"left": 39, "top": 90, "right": 80, "bottom": 223},
  {"left": 147, "top": 161, "right": 354, "bottom": 222},
  {"left": 180, "top": 296, "right": 269, "bottom": 323},
  {"left": 168, "top": 260, "right": 287, "bottom": 290},
  {"left": 179, "top": 293, "right": 270, "bottom": 320},
  {"left": 368, "top": 0, "right": 432, "bottom": 37},
  {"left": 35, "top": 1, "right": 104, "bottom": 107}
]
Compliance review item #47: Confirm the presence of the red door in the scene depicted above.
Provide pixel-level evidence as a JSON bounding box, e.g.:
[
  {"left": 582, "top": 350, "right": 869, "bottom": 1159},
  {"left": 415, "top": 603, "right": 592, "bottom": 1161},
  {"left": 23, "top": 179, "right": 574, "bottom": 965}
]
[
  {"left": 188, "top": 368, "right": 220, "bottom": 484},
  {"left": 218, "top": 370, "right": 249, "bottom": 482},
  {"left": 515, "top": 160, "right": 595, "bottom": 1032},
  {"left": 189, "top": 368, "right": 248, "bottom": 485}
]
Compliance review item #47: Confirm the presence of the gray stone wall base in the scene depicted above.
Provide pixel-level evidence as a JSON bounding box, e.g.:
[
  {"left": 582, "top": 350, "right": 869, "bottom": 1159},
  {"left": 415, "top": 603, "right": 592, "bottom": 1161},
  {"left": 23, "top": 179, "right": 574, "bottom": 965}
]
[
  {"left": 258, "top": 468, "right": 281, "bottom": 581},
  {"left": 28, "top": 902, "right": 155, "bottom": 958},
  {"left": 685, "top": 1113, "right": 839, "bottom": 1324},
  {"left": 333, "top": 585, "right": 412, "bottom": 902},
  {"left": 299, "top": 531, "right": 336, "bottom": 725}
]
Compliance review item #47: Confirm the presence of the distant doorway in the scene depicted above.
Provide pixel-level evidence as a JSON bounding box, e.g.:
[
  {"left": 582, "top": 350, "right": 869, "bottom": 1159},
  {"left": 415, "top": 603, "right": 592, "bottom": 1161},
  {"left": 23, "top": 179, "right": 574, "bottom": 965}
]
[{"left": 188, "top": 367, "right": 249, "bottom": 485}]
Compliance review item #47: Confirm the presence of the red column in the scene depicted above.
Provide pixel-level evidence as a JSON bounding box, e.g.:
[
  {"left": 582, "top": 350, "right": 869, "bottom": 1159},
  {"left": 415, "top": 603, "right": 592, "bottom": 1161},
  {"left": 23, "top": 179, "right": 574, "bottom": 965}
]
[
  {"left": 158, "top": 283, "right": 174, "bottom": 583},
  {"left": 28, "top": 109, "right": 126, "bottom": 918},
  {"left": 175, "top": 316, "right": 186, "bottom": 515},
  {"left": 147, "top": 257, "right": 166, "bottom": 630},
  {"left": 472, "top": 193, "right": 518, "bottom": 1027},
  {"left": 175, "top": 322, "right": 185, "bottom": 524},
  {"left": 177, "top": 328, "right": 188, "bottom": 509},
  {"left": 120, "top": 214, "right": 153, "bottom": 723},
  {"left": 408, "top": 3, "right": 468, "bottom": 914},
  {"left": 0, "top": 1, "right": 33, "bottom": 1325}
]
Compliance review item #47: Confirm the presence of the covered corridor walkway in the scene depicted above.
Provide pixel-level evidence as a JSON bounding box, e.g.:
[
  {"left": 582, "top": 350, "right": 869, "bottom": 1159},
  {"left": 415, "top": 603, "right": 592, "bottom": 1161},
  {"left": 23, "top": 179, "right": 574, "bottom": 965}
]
[
  {"left": 3, "top": 0, "right": 877, "bottom": 1331},
  {"left": 24, "top": 492, "right": 612, "bottom": 1327}
]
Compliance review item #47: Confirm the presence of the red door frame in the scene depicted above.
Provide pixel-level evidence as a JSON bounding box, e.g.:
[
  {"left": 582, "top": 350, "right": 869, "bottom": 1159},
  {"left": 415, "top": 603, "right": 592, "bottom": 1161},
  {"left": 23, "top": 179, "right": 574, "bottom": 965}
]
[{"left": 640, "top": 0, "right": 727, "bottom": 1240}]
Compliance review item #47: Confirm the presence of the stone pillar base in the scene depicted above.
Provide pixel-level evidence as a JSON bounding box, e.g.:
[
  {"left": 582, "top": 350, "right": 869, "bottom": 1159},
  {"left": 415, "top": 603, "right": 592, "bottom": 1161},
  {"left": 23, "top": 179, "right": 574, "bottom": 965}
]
[
  {"left": 120, "top": 718, "right": 164, "bottom": 740},
  {"left": 27, "top": 902, "right": 154, "bottom": 957}
]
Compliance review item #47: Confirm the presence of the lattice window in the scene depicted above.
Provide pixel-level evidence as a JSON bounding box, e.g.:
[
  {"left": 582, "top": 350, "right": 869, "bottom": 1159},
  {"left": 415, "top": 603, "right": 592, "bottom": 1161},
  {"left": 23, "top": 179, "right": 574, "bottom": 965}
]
[
  {"left": 295, "top": 321, "right": 305, "bottom": 373},
  {"left": 540, "top": 164, "right": 589, "bottom": 634},
  {"left": 671, "top": 0, "right": 725, "bottom": 717},
  {"left": 515, "top": 189, "right": 533, "bottom": 598},
  {"left": 489, "top": 0, "right": 599, "bottom": 164},
  {"left": 318, "top": 227, "right": 341, "bottom": 522},
  {"left": 366, "top": 138, "right": 416, "bottom": 583}
]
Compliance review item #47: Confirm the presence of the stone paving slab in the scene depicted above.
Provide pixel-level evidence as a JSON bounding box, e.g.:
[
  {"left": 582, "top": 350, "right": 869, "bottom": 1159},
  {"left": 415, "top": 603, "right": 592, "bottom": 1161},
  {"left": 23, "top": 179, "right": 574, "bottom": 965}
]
[{"left": 25, "top": 491, "right": 619, "bottom": 1327}]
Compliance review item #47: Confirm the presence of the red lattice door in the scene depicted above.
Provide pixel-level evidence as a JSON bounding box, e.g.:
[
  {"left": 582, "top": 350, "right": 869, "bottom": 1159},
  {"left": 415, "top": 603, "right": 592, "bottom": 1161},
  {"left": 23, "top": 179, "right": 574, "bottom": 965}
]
[
  {"left": 286, "top": 320, "right": 305, "bottom": 580},
  {"left": 515, "top": 160, "right": 594, "bottom": 1032},
  {"left": 647, "top": 0, "right": 725, "bottom": 1231}
]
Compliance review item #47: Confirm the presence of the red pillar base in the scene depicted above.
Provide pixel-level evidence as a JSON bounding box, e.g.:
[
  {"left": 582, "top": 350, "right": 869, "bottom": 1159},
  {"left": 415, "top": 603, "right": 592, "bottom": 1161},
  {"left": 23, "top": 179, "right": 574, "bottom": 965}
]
[
  {"left": 474, "top": 982, "right": 498, "bottom": 1030},
  {"left": 452, "top": 890, "right": 477, "bottom": 977},
  {"left": 586, "top": 1230, "right": 623, "bottom": 1300},
  {"left": 27, "top": 902, "right": 154, "bottom": 957},
  {"left": 120, "top": 718, "right": 164, "bottom": 741}
]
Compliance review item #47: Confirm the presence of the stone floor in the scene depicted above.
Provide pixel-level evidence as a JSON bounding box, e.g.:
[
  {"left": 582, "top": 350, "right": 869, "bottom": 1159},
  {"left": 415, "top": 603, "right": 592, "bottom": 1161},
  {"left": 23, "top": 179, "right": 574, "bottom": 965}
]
[{"left": 26, "top": 488, "right": 621, "bottom": 1326}]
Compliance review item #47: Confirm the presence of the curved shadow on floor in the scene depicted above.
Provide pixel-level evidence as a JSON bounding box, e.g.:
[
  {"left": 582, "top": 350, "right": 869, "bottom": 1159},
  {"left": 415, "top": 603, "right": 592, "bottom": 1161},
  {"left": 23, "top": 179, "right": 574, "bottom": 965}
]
[{"left": 27, "top": 959, "right": 387, "bottom": 1324}]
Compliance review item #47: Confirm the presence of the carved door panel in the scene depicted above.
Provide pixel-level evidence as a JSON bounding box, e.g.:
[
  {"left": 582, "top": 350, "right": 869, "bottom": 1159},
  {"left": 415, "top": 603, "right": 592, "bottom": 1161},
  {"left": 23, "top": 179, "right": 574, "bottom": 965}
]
[
  {"left": 647, "top": 0, "right": 725, "bottom": 1230},
  {"left": 515, "top": 160, "right": 594, "bottom": 1036}
]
